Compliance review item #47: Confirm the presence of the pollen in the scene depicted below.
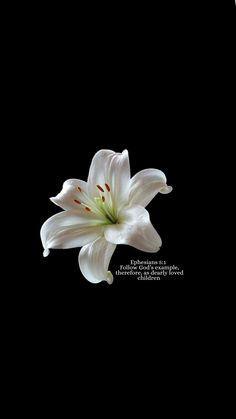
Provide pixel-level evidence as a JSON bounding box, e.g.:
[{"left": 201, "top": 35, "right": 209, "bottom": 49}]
[
  {"left": 74, "top": 199, "right": 81, "bottom": 204},
  {"left": 105, "top": 183, "right": 110, "bottom": 192},
  {"left": 97, "top": 185, "right": 104, "bottom": 192}
]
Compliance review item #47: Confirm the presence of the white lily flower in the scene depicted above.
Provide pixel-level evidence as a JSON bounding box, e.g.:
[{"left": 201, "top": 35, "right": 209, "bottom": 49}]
[{"left": 40, "top": 149, "right": 172, "bottom": 284}]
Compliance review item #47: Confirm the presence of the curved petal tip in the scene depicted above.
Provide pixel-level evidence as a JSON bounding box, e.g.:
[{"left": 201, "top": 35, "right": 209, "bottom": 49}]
[
  {"left": 50, "top": 197, "right": 57, "bottom": 204},
  {"left": 106, "top": 271, "right": 114, "bottom": 285},
  {"left": 160, "top": 185, "right": 173, "bottom": 194},
  {"left": 43, "top": 249, "right": 50, "bottom": 257}
]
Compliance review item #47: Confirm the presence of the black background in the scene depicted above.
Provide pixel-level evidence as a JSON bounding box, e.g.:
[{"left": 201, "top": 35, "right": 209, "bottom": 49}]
[
  {"left": 19, "top": 1, "right": 235, "bottom": 330},
  {"left": 6, "top": 3, "right": 236, "bottom": 406},
  {"left": 23, "top": 4, "right": 196, "bottom": 321},
  {"left": 33, "top": 64, "right": 188, "bottom": 298}
]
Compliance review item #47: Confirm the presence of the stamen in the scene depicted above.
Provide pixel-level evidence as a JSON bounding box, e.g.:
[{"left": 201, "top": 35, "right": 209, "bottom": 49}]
[
  {"left": 77, "top": 186, "right": 81, "bottom": 192},
  {"left": 102, "top": 196, "right": 105, "bottom": 202},
  {"left": 97, "top": 185, "right": 104, "bottom": 192},
  {"left": 85, "top": 207, "right": 91, "bottom": 212},
  {"left": 74, "top": 199, "right": 81, "bottom": 204},
  {"left": 105, "top": 183, "right": 110, "bottom": 192}
]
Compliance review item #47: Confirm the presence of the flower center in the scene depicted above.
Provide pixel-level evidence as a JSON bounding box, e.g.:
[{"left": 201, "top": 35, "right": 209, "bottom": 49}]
[{"left": 73, "top": 183, "right": 118, "bottom": 224}]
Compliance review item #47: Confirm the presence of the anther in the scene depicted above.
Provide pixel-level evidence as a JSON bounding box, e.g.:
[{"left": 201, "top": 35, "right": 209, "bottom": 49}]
[
  {"left": 97, "top": 185, "right": 104, "bottom": 192},
  {"left": 77, "top": 186, "right": 81, "bottom": 192},
  {"left": 85, "top": 207, "right": 91, "bottom": 212},
  {"left": 74, "top": 199, "right": 81, "bottom": 204},
  {"left": 105, "top": 183, "right": 110, "bottom": 192},
  {"left": 102, "top": 196, "right": 105, "bottom": 202}
]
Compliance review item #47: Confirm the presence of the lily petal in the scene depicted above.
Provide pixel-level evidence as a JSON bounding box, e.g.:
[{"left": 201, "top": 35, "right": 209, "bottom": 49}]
[
  {"left": 104, "top": 205, "right": 162, "bottom": 253},
  {"left": 50, "top": 179, "right": 89, "bottom": 210},
  {"left": 40, "top": 210, "right": 104, "bottom": 256},
  {"left": 79, "top": 237, "right": 116, "bottom": 284},
  {"left": 129, "top": 169, "right": 173, "bottom": 207},
  {"left": 87, "top": 149, "right": 130, "bottom": 207}
]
